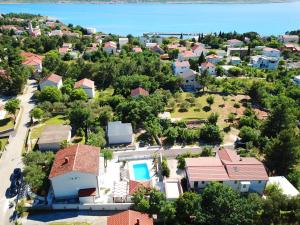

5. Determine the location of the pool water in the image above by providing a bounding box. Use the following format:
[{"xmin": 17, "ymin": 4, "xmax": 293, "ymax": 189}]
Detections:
[{"xmin": 133, "ymin": 163, "xmax": 150, "ymax": 181}]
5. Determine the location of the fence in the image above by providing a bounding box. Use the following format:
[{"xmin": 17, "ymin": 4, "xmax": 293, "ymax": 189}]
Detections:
[{"xmin": 51, "ymin": 203, "xmax": 132, "ymax": 211}]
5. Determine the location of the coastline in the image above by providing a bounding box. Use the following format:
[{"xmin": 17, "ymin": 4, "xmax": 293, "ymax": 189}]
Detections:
[{"xmin": 0, "ymin": 0, "xmax": 297, "ymax": 5}]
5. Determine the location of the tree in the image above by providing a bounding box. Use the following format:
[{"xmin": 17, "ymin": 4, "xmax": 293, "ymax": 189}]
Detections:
[
  {"xmin": 160, "ymin": 201, "xmax": 176, "ymax": 225},
  {"xmin": 208, "ymin": 112, "xmax": 219, "ymax": 125},
  {"xmin": 39, "ymin": 86, "xmax": 62, "ymax": 103},
  {"xmin": 161, "ymin": 159, "xmax": 170, "ymax": 178},
  {"xmin": 30, "ymin": 107, "xmax": 44, "ymax": 121},
  {"xmin": 164, "ymin": 127, "xmax": 178, "ymax": 144},
  {"xmin": 87, "ymin": 129, "xmax": 107, "ymax": 148},
  {"xmin": 239, "ymin": 126, "xmax": 260, "ymax": 144},
  {"xmin": 149, "ymin": 189, "xmax": 166, "ymax": 215},
  {"xmin": 198, "ymin": 52, "xmax": 206, "ymax": 64},
  {"xmin": 201, "ymin": 146, "xmax": 214, "ymax": 156},
  {"xmin": 101, "ymin": 148, "xmax": 113, "ymax": 168},
  {"xmin": 70, "ymin": 88, "xmax": 88, "ymax": 101},
  {"xmin": 68, "ymin": 106, "xmax": 91, "ymax": 130},
  {"xmin": 5, "ymin": 98, "xmax": 20, "ymax": 119},
  {"xmin": 175, "ymin": 192, "xmax": 204, "ymax": 225},
  {"xmin": 206, "ymin": 95, "xmax": 214, "ymax": 107},
  {"xmin": 197, "ymin": 69, "xmax": 211, "ymax": 93},
  {"xmin": 200, "ymin": 124, "xmax": 223, "ymax": 144},
  {"xmin": 265, "ymin": 128, "xmax": 300, "ymax": 175}
]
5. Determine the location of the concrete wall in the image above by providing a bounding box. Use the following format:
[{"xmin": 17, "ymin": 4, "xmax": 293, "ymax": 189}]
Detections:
[
  {"xmin": 82, "ymin": 86, "xmax": 95, "ymax": 99},
  {"xmin": 51, "ymin": 171, "xmax": 98, "ymax": 199},
  {"xmin": 52, "ymin": 203, "xmax": 132, "ymax": 210}
]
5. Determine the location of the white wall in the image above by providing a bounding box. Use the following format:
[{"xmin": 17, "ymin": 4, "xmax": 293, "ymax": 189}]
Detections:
[
  {"xmin": 81, "ymin": 86, "xmax": 95, "ymax": 98},
  {"xmin": 51, "ymin": 171, "xmax": 99, "ymax": 199},
  {"xmin": 39, "ymin": 80, "xmax": 61, "ymax": 90},
  {"xmin": 52, "ymin": 203, "xmax": 132, "ymax": 210}
]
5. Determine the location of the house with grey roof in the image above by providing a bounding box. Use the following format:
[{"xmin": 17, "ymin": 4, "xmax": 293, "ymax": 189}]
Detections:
[
  {"xmin": 107, "ymin": 121, "xmax": 133, "ymax": 145},
  {"xmin": 38, "ymin": 124, "xmax": 71, "ymax": 151}
]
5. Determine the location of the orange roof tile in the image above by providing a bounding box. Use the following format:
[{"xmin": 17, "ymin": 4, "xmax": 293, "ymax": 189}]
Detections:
[
  {"xmin": 49, "ymin": 144, "xmax": 100, "ymax": 178},
  {"xmin": 40, "ymin": 73, "xmax": 62, "ymax": 84},
  {"xmin": 108, "ymin": 210, "xmax": 153, "ymax": 225},
  {"xmin": 129, "ymin": 180, "xmax": 151, "ymax": 195},
  {"xmin": 74, "ymin": 78, "xmax": 94, "ymax": 89},
  {"xmin": 131, "ymin": 87, "xmax": 149, "ymax": 97}
]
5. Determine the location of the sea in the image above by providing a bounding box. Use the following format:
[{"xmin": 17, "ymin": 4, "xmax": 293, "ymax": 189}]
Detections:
[{"xmin": 0, "ymin": 1, "xmax": 300, "ymax": 36}]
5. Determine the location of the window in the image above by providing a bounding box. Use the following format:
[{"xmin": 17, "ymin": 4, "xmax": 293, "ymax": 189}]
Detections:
[
  {"xmin": 194, "ymin": 181, "xmax": 198, "ymax": 188},
  {"xmin": 258, "ymin": 180, "xmax": 262, "ymax": 184},
  {"xmin": 243, "ymin": 184, "xmax": 246, "ymax": 188},
  {"xmin": 234, "ymin": 181, "xmax": 238, "ymax": 184},
  {"xmin": 219, "ymin": 181, "xmax": 223, "ymax": 184},
  {"xmin": 201, "ymin": 181, "xmax": 205, "ymax": 184}
]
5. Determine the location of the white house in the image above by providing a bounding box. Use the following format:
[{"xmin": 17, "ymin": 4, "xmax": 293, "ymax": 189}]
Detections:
[
  {"xmin": 201, "ymin": 62, "xmax": 216, "ymax": 75},
  {"xmin": 279, "ymin": 35, "xmax": 299, "ymax": 43},
  {"xmin": 86, "ymin": 27, "xmax": 96, "ymax": 35},
  {"xmin": 262, "ymin": 47, "xmax": 281, "ymax": 58},
  {"xmin": 229, "ymin": 56, "xmax": 241, "ymax": 65},
  {"xmin": 185, "ymin": 149, "xmax": 268, "ymax": 194},
  {"xmin": 178, "ymin": 69, "xmax": 200, "ymax": 91},
  {"xmin": 119, "ymin": 37, "xmax": 129, "ymax": 48},
  {"xmin": 227, "ymin": 39, "xmax": 244, "ymax": 47},
  {"xmin": 38, "ymin": 125, "xmax": 71, "ymax": 151},
  {"xmin": 178, "ymin": 51, "xmax": 198, "ymax": 61},
  {"xmin": 21, "ymin": 51, "xmax": 43, "ymax": 73},
  {"xmin": 107, "ymin": 121, "xmax": 133, "ymax": 145},
  {"xmin": 48, "ymin": 29, "xmax": 63, "ymax": 37},
  {"xmin": 250, "ymin": 55, "xmax": 279, "ymax": 70},
  {"xmin": 206, "ymin": 54, "xmax": 222, "ymax": 64},
  {"xmin": 103, "ymin": 41, "xmax": 117, "ymax": 54},
  {"xmin": 293, "ymin": 75, "xmax": 300, "ymax": 85},
  {"xmin": 172, "ymin": 60, "xmax": 190, "ymax": 75},
  {"xmin": 74, "ymin": 78, "xmax": 95, "ymax": 98},
  {"xmin": 49, "ymin": 144, "xmax": 100, "ymax": 200},
  {"xmin": 39, "ymin": 73, "xmax": 63, "ymax": 90},
  {"xmin": 191, "ymin": 43, "xmax": 207, "ymax": 56}
]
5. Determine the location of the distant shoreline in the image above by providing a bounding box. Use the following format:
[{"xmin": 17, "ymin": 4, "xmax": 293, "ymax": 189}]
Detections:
[{"xmin": 0, "ymin": 0, "xmax": 297, "ymax": 5}]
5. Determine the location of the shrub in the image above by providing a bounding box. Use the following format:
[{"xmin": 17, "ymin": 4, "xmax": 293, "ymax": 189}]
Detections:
[{"xmin": 161, "ymin": 159, "xmax": 170, "ymax": 178}]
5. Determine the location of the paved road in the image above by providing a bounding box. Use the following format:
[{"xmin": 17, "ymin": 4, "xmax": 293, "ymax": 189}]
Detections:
[{"xmin": 0, "ymin": 80, "xmax": 36, "ymax": 225}]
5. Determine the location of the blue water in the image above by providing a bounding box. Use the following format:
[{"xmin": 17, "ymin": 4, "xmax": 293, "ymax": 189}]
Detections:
[
  {"xmin": 0, "ymin": 2, "xmax": 300, "ymax": 35},
  {"xmin": 133, "ymin": 163, "xmax": 150, "ymax": 181}
]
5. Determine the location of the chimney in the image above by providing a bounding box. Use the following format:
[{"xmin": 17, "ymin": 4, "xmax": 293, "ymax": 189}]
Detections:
[{"xmin": 64, "ymin": 157, "xmax": 69, "ymax": 164}]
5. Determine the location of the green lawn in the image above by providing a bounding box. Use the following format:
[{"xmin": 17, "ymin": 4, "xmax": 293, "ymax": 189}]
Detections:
[
  {"xmin": 30, "ymin": 115, "xmax": 69, "ymax": 140},
  {"xmin": 0, "ymin": 117, "xmax": 14, "ymax": 132},
  {"xmin": 0, "ymin": 138, "xmax": 8, "ymax": 151}
]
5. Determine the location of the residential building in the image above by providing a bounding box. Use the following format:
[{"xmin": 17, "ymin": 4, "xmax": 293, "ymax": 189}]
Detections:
[
  {"xmin": 59, "ymin": 47, "xmax": 70, "ymax": 56},
  {"xmin": 49, "ymin": 144, "xmax": 100, "ymax": 199},
  {"xmin": 191, "ymin": 43, "xmax": 207, "ymax": 56},
  {"xmin": 250, "ymin": 55, "xmax": 279, "ymax": 70},
  {"xmin": 262, "ymin": 47, "xmax": 281, "ymax": 58},
  {"xmin": 215, "ymin": 49, "xmax": 226, "ymax": 58},
  {"xmin": 227, "ymin": 39, "xmax": 244, "ymax": 47},
  {"xmin": 131, "ymin": 87, "xmax": 149, "ymax": 98},
  {"xmin": 279, "ymin": 35, "xmax": 299, "ymax": 43},
  {"xmin": 86, "ymin": 27, "xmax": 96, "ymax": 34},
  {"xmin": 139, "ymin": 36, "xmax": 162, "ymax": 46},
  {"xmin": 39, "ymin": 73, "xmax": 63, "ymax": 90},
  {"xmin": 227, "ymin": 47, "xmax": 249, "ymax": 57},
  {"xmin": 108, "ymin": 210, "xmax": 154, "ymax": 225},
  {"xmin": 74, "ymin": 78, "xmax": 95, "ymax": 98},
  {"xmin": 172, "ymin": 60, "xmax": 190, "ymax": 75},
  {"xmin": 132, "ymin": 47, "xmax": 142, "ymax": 53},
  {"xmin": 185, "ymin": 149, "xmax": 268, "ymax": 194},
  {"xmin": 206, "ymin": 54, "xmax": 222, "ymax": 64},
  {"xmin": 178, "ymin": 50, "xmax": 198, "ymax": 61},
  {"xmin": 294, "ymin": 75, "xmax": 300, "ymax": 85},
  {"xmin": 201, "ymin": 62, "xmax": 216, "ymax": 75},
  {"xmin": 119, "ymin": 37, "xmax": 129, "ymax": 48},
  {"xmin": 267, "ymin": 176, "xmax": 299, "ymax": 197},
  {"xmin": 229, "ymin": 56, "xmax": 241, "ymax": 65},
  {"xmin": 103, "ymin": 41, "xmax": 117, "ymax": 54},
  {"xmin": 107, "ymin": 121, "xmax": 133, "ymax": 145},
  {"xmin": 38, "ymin": 125, "xmax": 71, "ymax": 151},
  {"xmin": 178, "ymin": 69, "xmax": 200, "ymax": 91},
  {"xmin": 48, "ymin": 29, "xmax": 63, "ymax": 37},
  {"xmin": 20, "ymin": 51, "xmax": 43, "ymax": 73},
  {"xmin": 150, "ymin": 45, "xmax": 165, "ymax": 55}
]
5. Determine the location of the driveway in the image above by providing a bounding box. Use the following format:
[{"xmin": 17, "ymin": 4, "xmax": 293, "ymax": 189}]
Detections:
[{"xmin": 0, "ymin": 80, "xmax": 37, "ymax": 225}]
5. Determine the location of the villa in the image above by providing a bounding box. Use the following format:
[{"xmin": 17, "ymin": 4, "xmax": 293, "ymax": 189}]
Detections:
[
  {"xmin": 107, "ymin": 121, "xmax": 133, "ymax": 145},
  {"xmin": 172, "ymin": 60, "xmax": 190, "ymax": 75},
  {"xmin": 250, "ymin": 55, "xmax": 279, "ymax": 70},
  {"xmin": 103, "ymin": 41, "xmax": 117, "ymax": 54},
  {"xmin": 200, "ymin": 62, "xmax": 216, "ymax": 75},
  {"xmin": 74, "ymin": 78, "xmax": 95, "ymax": 98},
  {"xmin": 279, "ymin": 34, "xmax": 299, "ymax": 43},
  {"xmin": 49, "ymin": 144, "xmax": 100, "ymax": 200},
  {"xmin": 184, "ymin": 149, "xmax": 268, "ymax": 194},
  {"xmin": 227, "ymin": 47, "xmax": 248, "ymax": 57},
  {"xmin": 262, "ymin": 47, "xmax": 281, "ymax": 58},
  {"xmin": 119, "ymin": 37, "xmax": 129, "ymax": 48},
  {"xmin": 192, "ymin": 43, "xmax": 207, "ymax": 56},
  {"xmin": 39, "ymin": 73, "xmax": 63, "ymax": 90},
  {"xmin": 227, "ymin": 39, "xmax": 244, "ymax": 47},
  {"xmin": 21, "ymin": 51, "xmax": 43, "ymax": 73},
  {"xmin": 37, "ymin": 125, "xmax": 71, "ymax": 151},
  {"xmin": 206, "ymin": 54, "xmax": 222, "ymax": 64},
  {"xmin": 178, "ymin": 69, "xmax": 200, "ymax": 91},
  {"xmin": 131, "ymin": 87, "xmax": 149, "ymax": 98}
]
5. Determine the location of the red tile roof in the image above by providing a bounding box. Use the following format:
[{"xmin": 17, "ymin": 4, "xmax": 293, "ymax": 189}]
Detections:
[
  {"xmin": 104, "ymin": 41, "xmax": 117, "ymax": 49},
  {"xmin": 78, "ymin": 188, "xmax": 97, "ymax": 197},
  {"xmin": 201, "ymin": 62, "xmax": 215, "ymax": 68},
  {"xmin": 74, "ymin": 78, "xmax": 94, "ymax": 89},
  {"xmin": 132, "ymin": 47, "xmax": 142, "ymax": 53},
  {"xmin": 185, "ymin": 158, "xmax": 229, "ymax": 181},
  {"xmin": 228, "ymin": 39, "xmax": 243, "ymax": 44},
  {"xmin": 40, "ymin": 73, "xmax": 62, "ymax": 84},
  {"xmin": 108, "ymin": 210, "xmax": 153, "ymax": 225},
  {"xmin": 129, "ymin": 180, "xmax": 151, "ymax": 195},
  {"xmin": 131, "ymin": 87, "xmax": 149, "ymax": 97},
  {"xmin": 174, "ymin": 60, "xmax": 190, "ymax": 67},
  {"xmin": 218, "ymin": 149, "xmax": 268, "ymax": 181},
  {"xmin": 49, "ymin": 144, "xmax": 100, "ymax": 178},
  {"xmin": 21, "ymin": 51, "xmax": 43, "ymax": 66}
]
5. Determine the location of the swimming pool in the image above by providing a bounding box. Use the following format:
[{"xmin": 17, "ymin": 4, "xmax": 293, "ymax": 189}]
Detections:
[{"xmin": 133, "ymin": 163, "xmax": 150, "ymax": 181}]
